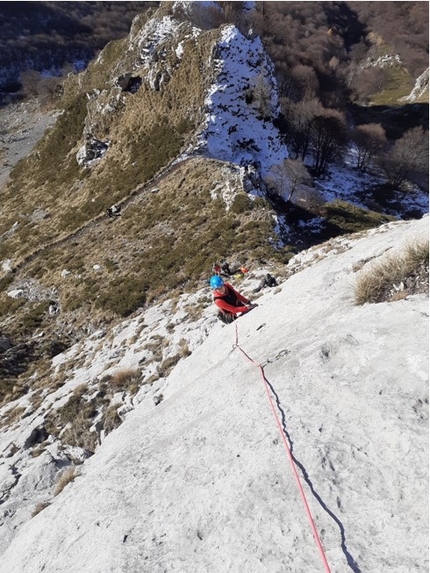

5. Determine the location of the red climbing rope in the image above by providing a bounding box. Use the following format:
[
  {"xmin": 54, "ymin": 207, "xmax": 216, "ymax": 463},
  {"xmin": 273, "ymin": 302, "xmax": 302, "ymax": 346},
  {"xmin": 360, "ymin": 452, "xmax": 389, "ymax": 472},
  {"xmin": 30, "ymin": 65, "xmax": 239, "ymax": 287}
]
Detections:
[{"xmin": 233, "ymin": 323, "xmax": 331, "ymax": 573}]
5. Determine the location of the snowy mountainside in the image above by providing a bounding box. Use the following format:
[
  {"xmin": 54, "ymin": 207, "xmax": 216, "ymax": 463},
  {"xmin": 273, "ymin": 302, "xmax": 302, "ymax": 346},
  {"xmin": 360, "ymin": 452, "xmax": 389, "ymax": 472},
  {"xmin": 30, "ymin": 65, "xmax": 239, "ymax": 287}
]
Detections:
[
  {"xmin": 195, "ymin": 24, "xmax": 287, "ymax": 176},
  {"xmin": 0, "ymin": 216, "xmax": 428, "ymax": 572}
]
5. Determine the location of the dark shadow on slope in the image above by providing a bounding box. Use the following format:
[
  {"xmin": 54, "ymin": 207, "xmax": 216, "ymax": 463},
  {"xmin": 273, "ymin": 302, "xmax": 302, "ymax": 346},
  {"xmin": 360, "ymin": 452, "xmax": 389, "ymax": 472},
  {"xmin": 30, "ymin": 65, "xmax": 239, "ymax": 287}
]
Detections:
[
  {"xmin": 264, "ymin": 375, "xmax": 362, "ymax": 573},
  {"xmin": 348, "ymin": 103, "xmax": 429, "ymax": 141},
  {"xmin": 270, "ymin": 191, "xmax": 405, "ymax": 254},
  {"xmin": 269, "ymin": 194, "xmax": 351, "ymax": 249},
  {"xmin": 354, "ymin": 184, "xmax": 428, "ymax": 220}
]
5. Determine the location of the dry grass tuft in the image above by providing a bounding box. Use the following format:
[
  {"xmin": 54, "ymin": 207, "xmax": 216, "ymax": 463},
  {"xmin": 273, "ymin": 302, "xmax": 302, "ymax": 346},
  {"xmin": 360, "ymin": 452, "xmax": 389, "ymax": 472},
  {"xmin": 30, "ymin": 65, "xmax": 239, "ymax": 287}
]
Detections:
[
  {"xmin": 107, "ymin": 368, "xmax": 141, "ymax": 391},
  {"xmin": 45, "ymin": 384, "xmax": 98, "ymax": 452},
  {"xmin": 178, "ymin": 338, "xmax": 191, "ymax": 358},
  {"xmin": 157, "ymin": 354, "xmax": 181, "ymax": 378},
  {"xmin": 0, "ymin": 406, "xmax": 26, "ymax": 429},
  {"xmin": 54, "ymin": 467, "xmax": 76, "ymax": 496},
  {"xmin": 31, "ymin": 501, "xmax": 51, "ymax": 517},
  {"xmin": 355, "ymin": 239, "xmax": 429, "ymax": 305},
  {"xmin": 101, "ymin": 404, "xmax": 123, "ymax": 436}
]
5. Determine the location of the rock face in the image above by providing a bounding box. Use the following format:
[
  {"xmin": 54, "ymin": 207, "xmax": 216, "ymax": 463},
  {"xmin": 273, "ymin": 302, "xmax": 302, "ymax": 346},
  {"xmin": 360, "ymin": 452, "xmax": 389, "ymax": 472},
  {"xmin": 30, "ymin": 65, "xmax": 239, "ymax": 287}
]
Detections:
[
  {"xmin": 76, "ymin": 135, "xmax": 110, "ymax": 168},
  {"xmin": 0, "ymin": 216, "xmax": 428, "ymax": 573},
  {"xmin": 404, "ymin": 67, "xmax": 429, "ymax": 102}
]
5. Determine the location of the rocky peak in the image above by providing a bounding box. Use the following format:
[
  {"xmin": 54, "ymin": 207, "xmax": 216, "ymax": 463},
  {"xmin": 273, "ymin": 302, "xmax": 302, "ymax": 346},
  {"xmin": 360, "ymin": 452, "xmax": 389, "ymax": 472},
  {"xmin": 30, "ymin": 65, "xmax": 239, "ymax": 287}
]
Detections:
[{"xmin": 73, "ymin": 2, "xmax": 287, "ymax": 183}]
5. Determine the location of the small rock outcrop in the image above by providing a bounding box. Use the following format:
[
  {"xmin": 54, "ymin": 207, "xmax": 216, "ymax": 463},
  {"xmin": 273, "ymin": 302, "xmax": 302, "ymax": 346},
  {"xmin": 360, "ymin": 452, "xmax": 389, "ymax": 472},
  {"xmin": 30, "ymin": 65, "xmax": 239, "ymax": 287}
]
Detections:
[{"xmin": 404, "ymin": 67, "xmax": 429, "ymax": 102}]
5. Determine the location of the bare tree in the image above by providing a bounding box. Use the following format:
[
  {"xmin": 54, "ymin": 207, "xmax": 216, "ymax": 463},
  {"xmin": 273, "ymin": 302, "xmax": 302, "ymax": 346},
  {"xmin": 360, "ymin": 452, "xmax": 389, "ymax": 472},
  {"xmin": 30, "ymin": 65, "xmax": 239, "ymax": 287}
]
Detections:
[
  {"xmin": 37, "ymin": 76, "xmax": 62, "ymax": 109},
  {"xmin": 352, "ymin": 123, "xmax": 387, "ymax": 172},
  {"xmin": 378, "ymin": 126, "xmax": 429, "ymax": 188},
  {"xmin": 284, "ymin": 158, "xmax": 313, "ymax": 201},
  {"xmin": 281, "ymin": 64, "xmax": 319, "ymax": 102},
  {"xmin": 280, "ymin": 97, "xmax": 323, "ymax": 160},
  {"xmin": 19, "ymin": 69, "xmax": 42, "ymax": 98},
  {"xmin": 264, "ymin": 158, "xmax": 312, "ymax": 202},
  {"xmin": 349, "ymin": 66, "xmax": 388, "ymax": 104},
  {"xmin": 252, "ymin": 72, "xmax": 272, "ymax": 120},
  {"xmin": 310, "ymin": 109, "xmax": 347, "ymax": 176},
  {"xmin": 264, "ymin": 160, "xmax": 290, "ymax": 201}
]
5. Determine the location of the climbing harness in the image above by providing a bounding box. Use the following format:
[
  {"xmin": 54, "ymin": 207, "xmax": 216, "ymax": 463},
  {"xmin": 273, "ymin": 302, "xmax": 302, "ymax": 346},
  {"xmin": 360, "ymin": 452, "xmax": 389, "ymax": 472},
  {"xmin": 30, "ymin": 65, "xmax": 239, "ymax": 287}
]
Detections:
[{"xmin": 232, "ymin": 322, "xmax": 332, "ymax": 573}]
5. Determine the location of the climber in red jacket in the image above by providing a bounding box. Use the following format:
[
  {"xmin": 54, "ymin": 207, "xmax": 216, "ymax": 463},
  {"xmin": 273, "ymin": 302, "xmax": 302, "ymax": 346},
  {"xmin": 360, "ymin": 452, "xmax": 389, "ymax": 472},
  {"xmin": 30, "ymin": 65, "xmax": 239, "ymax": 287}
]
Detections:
[{"xmin": 209, "ymin": 275, "xmax": 257, "ymax": 324}]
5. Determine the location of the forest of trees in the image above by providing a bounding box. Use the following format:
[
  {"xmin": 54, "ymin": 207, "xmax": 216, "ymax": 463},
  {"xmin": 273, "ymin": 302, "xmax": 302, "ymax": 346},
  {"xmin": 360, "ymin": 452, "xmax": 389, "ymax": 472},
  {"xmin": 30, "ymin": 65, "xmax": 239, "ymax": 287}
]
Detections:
[
  {"xmin": 1, "ymin": 2, "xmax": 427, "ymax": 105},
  {"xmin": 218, "ymin": 2, "xmax": 428, "ymax": 103},
  {"xmin": 0, "ymin": 2, "xmax": 158, "ymax": 95}
]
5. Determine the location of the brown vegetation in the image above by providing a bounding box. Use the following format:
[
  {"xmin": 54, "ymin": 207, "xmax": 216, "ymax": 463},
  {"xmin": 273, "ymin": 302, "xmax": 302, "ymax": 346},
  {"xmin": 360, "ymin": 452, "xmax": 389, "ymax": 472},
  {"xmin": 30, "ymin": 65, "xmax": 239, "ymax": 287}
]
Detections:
[
  {"xmin": 352, "ymin": 123, "xmax": 387, "ymax": 172},
  {"xmin": 355, "ymin": 240, "xmax": 429, "ymax": 305},
  {"xmin": 377, "ymin": 127, "xmax": 429, "ymax": 188},
  {"xmin": 54, "ymin": 467, "xmax": 76, "ymax": 496}
]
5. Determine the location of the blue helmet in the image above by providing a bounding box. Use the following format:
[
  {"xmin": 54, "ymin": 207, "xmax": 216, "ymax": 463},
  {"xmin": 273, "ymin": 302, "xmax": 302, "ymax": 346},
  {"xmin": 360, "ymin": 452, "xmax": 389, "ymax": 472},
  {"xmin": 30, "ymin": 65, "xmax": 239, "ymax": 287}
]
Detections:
[{"xmin": 210, "ymin": 275, "xmax": 224, "ymax": 289}]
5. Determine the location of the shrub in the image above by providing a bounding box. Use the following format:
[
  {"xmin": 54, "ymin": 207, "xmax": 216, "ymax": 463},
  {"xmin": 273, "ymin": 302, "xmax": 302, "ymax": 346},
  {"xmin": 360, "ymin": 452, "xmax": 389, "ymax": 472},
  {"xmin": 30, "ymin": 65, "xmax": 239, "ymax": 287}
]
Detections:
[
  {"xmin": 107, "ymin": 368, "xmax": 141, "ymax": 391},
  {"xmin": 95, "ymin": 276, "xmax": 146, "ymax": 317},
  {"xmin": 355, "ymin": 240, "xmax": 429, "ymax": 305},
  {"xmin": 101, "ymin": 405, "xmax": 122, "ymax": 435},
  {"xmin": 54, "ymin": 467, "xmax": 76, "ymax": 496},
  {"xmin": 321, "ymin": 200, "xmax": 395, "ymax": 234}
]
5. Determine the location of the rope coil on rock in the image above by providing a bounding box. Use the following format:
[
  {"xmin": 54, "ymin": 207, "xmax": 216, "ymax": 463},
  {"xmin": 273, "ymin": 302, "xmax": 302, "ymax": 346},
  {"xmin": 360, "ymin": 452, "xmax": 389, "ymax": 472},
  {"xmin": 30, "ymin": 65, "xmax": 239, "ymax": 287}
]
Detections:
[{"xmin": 232, "ymin": 322, "xmax": 331, "ymax": 573}]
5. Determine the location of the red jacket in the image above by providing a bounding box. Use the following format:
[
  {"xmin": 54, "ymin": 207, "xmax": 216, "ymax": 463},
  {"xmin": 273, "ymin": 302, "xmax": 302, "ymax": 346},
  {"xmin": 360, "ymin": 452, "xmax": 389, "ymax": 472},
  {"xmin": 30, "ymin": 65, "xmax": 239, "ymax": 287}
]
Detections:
[{"xmin": 213, "ymin": 283, "xmax": 251, "ymax": 315}]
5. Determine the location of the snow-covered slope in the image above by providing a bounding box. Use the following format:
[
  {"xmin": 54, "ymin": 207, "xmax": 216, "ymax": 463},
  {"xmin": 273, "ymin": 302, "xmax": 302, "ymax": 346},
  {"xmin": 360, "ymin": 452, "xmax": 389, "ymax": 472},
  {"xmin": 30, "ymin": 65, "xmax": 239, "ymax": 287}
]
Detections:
[
  {"xmin": 1, "ymin": 216, "xmax": 428, "ymax": 573},
  {"xmin": 195, "ymin": 24, "xmax": 287, "ymax": 175}
]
